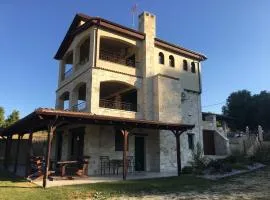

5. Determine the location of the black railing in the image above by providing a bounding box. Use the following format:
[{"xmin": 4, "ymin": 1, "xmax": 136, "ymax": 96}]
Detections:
[
  {"xmin": 65, "ymin": 102, "xmax": 86, "ymax": 112},
  {"xmin": 99, "ymin": 50, "xmax": 136, "ymax": 67},
  {"xmin": 99, "ymin": 99, "xmax": 137, "ymax": 112}
]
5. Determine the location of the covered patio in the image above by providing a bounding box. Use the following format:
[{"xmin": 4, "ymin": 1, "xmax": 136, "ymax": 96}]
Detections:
[{"xmin": 0, "ymin": 108, "xmax": 194, "ymax": 188}]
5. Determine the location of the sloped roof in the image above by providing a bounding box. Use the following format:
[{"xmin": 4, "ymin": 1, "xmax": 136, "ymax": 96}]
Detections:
[
  {"xmin": 54, "ymin": 13, "xmax": 207, "ymax": 61},
  {"xmin": 0, "ymin": 108, "xmax": 195, "ymax": 136}
]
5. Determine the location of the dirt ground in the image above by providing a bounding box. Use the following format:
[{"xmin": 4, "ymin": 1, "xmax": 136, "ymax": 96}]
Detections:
[{"xmin": 113, "ymin": 167, "xmax": 270, "ymax": 200}]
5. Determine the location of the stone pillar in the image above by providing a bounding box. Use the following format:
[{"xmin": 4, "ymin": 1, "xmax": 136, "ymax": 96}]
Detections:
[
  {"xmin": 58, "ymin": 60, "xmax": 65, "ymax": 85},
  {"xmin": 138, "ymin": 12, "xmax": 156, "ymax": 120},
  {"xmin": 69, "ymin": 90, "xmax": 77, "ymax": 111}
]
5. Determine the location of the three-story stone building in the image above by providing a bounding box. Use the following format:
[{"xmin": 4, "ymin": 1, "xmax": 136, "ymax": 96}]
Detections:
[{"xmin": 52, "ymin": 12, "xmax": 207, "ymax": 175}]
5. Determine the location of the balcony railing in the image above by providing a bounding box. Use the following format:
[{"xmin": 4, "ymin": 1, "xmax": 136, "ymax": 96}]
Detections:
[
  {"xmin": 99, "ymin": 99, "xmax": 137, "ymax": 112},
  {"xmin": 64, "ymin": 68, "xmax": 73, "ymax": 80},
  {"xmin": 65, "ymin": 102, "xmax": 86, "ymax": 112},
  {"xmin": 99, "ymin": 50, "xmax": 136, "ymax": 67}
]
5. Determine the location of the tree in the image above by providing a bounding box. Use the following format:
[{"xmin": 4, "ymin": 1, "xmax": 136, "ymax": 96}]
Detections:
[
  {"xmin": 222, "ymin": 90, "xmax": 270, "ymax": 131},
  {"xmin": 222, "ymin": 90, "xmax": 253, "ymax": 130},
  {"xmin": 4, "ymin": 110, "xmax": 20, "ymax": 128},
  {"xmin": 0, "ymin": 107, "xmax": 4, "ymax": 128}
]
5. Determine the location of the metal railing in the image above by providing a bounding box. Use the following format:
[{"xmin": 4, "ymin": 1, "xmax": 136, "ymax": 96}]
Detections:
[
  {"xmin": 99, "ymin": 99, "xmax": 137, "ymax": 112},
  {"xmin": 99, "ymin": 49, "xmax": 136, "ymax": 67},
  {"xmin": 65, "ymin": 102, "xmax": 86, "ymax": 112},
  {"xmin": 64, "ymin": 68, "xmax": 73, "ymax": 80}
]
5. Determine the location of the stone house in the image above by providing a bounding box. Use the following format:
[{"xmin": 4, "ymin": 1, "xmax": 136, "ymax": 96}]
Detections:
[
  {"xmin": 0, "ymin": 12, "xmax": 234, "ymax": 187},
  {"xmin": 51, "ymin": 11, "xmax": 210, "ymax": 176}
]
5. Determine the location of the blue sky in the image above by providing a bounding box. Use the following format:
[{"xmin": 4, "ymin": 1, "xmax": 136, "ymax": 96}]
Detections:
[{"xmin": 0, "ymin": 0, "xmax": 269, "ymax": 118}]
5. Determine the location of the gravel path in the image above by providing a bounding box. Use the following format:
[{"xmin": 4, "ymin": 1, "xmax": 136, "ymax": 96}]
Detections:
[{"xmin": 111, "ymin": 166, "xmax": 270, "ymax": 200}]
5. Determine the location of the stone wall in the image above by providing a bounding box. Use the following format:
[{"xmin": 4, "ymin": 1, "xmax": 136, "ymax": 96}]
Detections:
[
  {"xmin": 159, "ymin": 91, "xmax": 203, "ymax": 171},
  {"xmin": 53, "ymin": 125, "xmax": 160, "ymax": 175}
]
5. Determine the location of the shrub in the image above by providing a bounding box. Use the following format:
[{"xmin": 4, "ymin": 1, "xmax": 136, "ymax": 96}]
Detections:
[
  {"xmin": 189, "ymin": 143, "xmax": 208, "ymax": 174},
  {"xmin": 230, "ymin": 163, "xmax": 248, "ymax": 170},
  {"xmin": 181, "ymin": 166, "xmax": 193, "ymax": 174},
  {"xmin": 207, "ymin": 160, "xmax": 232, "ymax": 173},
  {"xmin": 251, "ymin": 144, "xmax": 270, "ymax": 164},
  {"xmin": 223, "ymin": 150, "xmax": 250, "ymax": 165}
]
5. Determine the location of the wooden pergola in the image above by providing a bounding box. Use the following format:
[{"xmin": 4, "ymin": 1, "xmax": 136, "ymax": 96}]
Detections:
[{"xmin": 0, "ymin": 108, "xmax": 194, "ymax": 188}]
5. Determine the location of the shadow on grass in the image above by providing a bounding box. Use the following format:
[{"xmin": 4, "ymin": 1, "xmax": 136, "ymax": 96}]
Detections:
[
  {"xmin": 61, "ymin": 175, "xmax": 215, "ymax": 197},
  {"xmin": 0, "ymin": 169, "xmax": 39, "ymax": 189}
]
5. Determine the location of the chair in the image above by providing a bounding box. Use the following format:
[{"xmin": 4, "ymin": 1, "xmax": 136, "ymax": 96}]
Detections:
[
  {"xmin": 127, "ymin": 156, "xmax": 135, "ymax": 173},
  {"xmin": 100, "ymin": 156, "xmax": 110, "ymax": 175},
  {"xmin": 76, "ymin": 156, "xmax": 90, "ymax": 176}
]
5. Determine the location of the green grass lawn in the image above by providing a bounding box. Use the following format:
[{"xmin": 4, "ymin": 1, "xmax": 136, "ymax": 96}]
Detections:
[{"xmin": 0, "ymin": 170, "xmax": 213, "ymax": 200}]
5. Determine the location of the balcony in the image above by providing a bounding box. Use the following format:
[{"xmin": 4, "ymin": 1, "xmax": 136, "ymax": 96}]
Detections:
[
  {"xmin": 99, "ymin": 50, "xmax": 136, "ymax": 68},
  {"xmin": 99, "ymin": 99, "xmax": 137, "ymax": 112},
  {"xmin": 64, "ymin": 68, "xmax": 73, "ymax": 80},
  {"xmin": 71, "ymin": 102, "xmax": 87, "ymax": 112}
]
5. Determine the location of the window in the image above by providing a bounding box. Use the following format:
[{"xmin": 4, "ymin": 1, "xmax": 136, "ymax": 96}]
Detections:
[
  {"xmin": 169, "ymin": 55, "xmax": 175, "ymax": 67},
  {"xmin": 188, "ymin": 134, "xmax": 194, "ymax": 150},
  {"xmin": 191, "ymin": 62, "xmax": 196, "ymax": 73},
  {"xmin": 183, "ymin": 60, "xmax": 188, "ymax": 71},
  {"xmin": 115, "ymin": 129, "xmax": 129, "ymax": 151},
  {"xmin": 158, "ymin": 52, "xmax": 164, "ymax": 64}
]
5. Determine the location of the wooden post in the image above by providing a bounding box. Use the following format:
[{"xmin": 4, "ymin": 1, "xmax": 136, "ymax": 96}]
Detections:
[
  {"xmin": 4, "ymin": 137, "xmax": 8, "ymax": 169},
  {"xmin": 14, "ymin": 134, "xmax": 23, "ymax": 173},
  {"xmin": 43, "ymin": 125, "xmax": 55, "ymax": 188},
  {"xmin": 4, "ymin": 135, "xmax": 12, "ymax": 170},
  {"xmin": 121, "ymin": 129, "xmax": 129, "ymax": 180},
  {"xmin": 25, "ymin": 132, "xmax": 33, "ymax": 177},
  {"xmin": 172, "ymin": 130, "xmax": 185, "ymax": 176}
]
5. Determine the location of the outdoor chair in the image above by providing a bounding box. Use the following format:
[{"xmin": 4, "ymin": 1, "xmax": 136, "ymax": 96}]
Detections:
[
  {"xmin": 127, "ymin": 156, "xmax": 135, "ymax": 173},
  {"xmin": 65, "ymin": 156, "xmax": 90, "ymax": 177},
  {"xmin": 100, "ymin": 156, "xmax": 110, "ymax": 175}
]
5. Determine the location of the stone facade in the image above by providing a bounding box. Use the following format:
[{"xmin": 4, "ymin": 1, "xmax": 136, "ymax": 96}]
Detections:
[{"xmin": 53, "ymin": 11, "xmax": 208, "ymax": 175}]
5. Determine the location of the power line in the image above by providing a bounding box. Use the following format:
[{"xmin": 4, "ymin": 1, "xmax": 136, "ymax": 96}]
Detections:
[{"xmin": 202, "ymin": 101, "xmax": 226, "ymax": 108}]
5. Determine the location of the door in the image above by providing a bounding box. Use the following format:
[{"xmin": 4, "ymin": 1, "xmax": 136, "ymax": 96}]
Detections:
[
  {"xmin": 135, "ymin": 137, "xmax": 145, "ymax": 171},
  {"xmin": 203, "ymin": 130, "xmax": 216, "ymax": 155},
  {"xmin": 70, "ymin": 128, "xmax": 85, "ymax": 160}
]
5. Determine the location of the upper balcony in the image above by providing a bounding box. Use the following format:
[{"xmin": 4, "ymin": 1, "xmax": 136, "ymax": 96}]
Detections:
[
  {"xmin": 57, "ymin": 83, "xmax": 88, "ymax": 112},
  {"xmin": 97, "ymin": 37, "xmax": 140, "ymax": 76},
  {"xmin": 60, "ymin": 37, "xmax": 90, "ymax": 83},
  {"xmin": 99, "ymin": 81, "xmax": 138, "ymax": 113}
]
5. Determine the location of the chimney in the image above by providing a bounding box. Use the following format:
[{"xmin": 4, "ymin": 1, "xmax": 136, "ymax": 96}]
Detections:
[{"xmin": 138, "ymin": 12, "xmax": 156, "ymax": 38}]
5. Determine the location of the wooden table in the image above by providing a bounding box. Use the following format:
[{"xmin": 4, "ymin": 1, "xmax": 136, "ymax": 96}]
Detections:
[{"xmin": 57, "ymin": 160, "xmax": 78, "ymax": 177}]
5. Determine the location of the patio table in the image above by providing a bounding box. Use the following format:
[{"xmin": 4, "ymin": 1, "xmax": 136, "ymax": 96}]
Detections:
[{"xmin": 57, "ymin": 160, "xmax": 78, "ymax": 177}]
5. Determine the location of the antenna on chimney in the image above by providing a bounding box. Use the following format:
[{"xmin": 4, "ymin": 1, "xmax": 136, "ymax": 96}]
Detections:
[{"xmin": 131, "ymin": 3, "xmax": 138, "ymax": 28}]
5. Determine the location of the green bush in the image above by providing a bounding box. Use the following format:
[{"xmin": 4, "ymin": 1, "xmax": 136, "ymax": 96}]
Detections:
[
  {"xmin": 223, "ymin": 150, "xmax": 250, "ymax": 165},
  {"xmin": 181, "ymin": 166, "xmax": 193, "ymax": 174},
  {"xmin": 230, "ymin": 163, "xmax": 248, "ymax": 170},
  {"xmin": 251, "ymin": 144, "xmax": 270, "ymax": 164},
  {"xmin": 207, "ymin": 159, "xmax": 232, "ymax": 173},
  {"xmin": 189, "ymin": 143, "xmax": 208, "ymax": 174}
]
